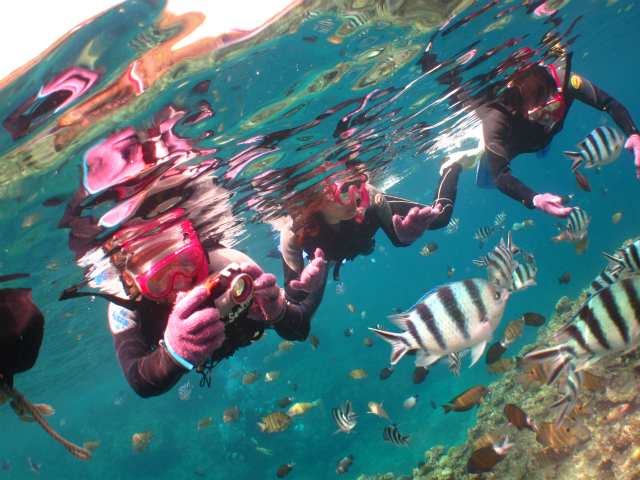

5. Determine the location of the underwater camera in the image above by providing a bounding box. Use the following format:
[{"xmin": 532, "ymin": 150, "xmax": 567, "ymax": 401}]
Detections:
[{"xmin": 201, "ymin": 263, "xmax": 253, "ymax": 322}]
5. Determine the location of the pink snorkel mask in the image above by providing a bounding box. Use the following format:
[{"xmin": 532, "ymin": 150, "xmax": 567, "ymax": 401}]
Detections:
[
  {"xmin": 332, "ymin": 175, "xmax": 370, "ymax": 224},
  {"xmin": 525, "ymin": 64, "xmax": 565, "ymax": 133}
]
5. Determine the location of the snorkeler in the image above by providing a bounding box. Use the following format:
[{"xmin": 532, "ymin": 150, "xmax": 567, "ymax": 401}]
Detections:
[
  {"xmin": 279, "ymin": 164, "xmax": 460, "ymax": 303},
  {"xmin": 62, "ymin": 214, "xmax": 319, "ymax": 399},
  {"xmin": 441, "ymin": 53, "xmax": 640, "ymax": 218}
]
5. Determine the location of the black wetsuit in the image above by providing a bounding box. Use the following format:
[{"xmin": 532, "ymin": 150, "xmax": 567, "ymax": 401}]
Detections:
[
  {"xmin": 480, "ymin": 69, "xmax": 639, "ymax": 209},
  {"xmin": 110, "ymin": 277, "xmax": 317, "ymax": 398},
  {"xmin": 280, "ymin": 175, "xmax": 460, "ymax": 303}
]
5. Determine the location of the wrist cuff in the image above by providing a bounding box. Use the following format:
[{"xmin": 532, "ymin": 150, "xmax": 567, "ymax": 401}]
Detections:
[{"xmin": 162, "ymin": 335, "xmax": 194, "ymax": 371}]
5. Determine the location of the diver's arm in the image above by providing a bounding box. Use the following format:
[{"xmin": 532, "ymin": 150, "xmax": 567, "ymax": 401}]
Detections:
[
  {"xmin": 109, "ymin": 303, "xmax": 187, "ymax": 398},
  {"xmin": 366, "ymin": 185, "xmax": 413, "ymax": 247},
  {"xmin": 567, "ymin": 74, "xmax": 639, "ymax": 137},
  {"xmin": 428, "ymin": 163, "xmax": 462, "ymax": 230},
  {"xmin": 272, "ymin": 266, "xmax": 328, "ymax": 341},
  {"xmin": 484, "ymin": 113, "xmax": 538, "ymax": 209},
  {"xmin": 279, "ymin": 219, "xmax": 309, "ymax": 303}
]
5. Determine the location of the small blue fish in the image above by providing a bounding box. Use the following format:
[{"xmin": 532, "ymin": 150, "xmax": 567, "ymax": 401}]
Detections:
[
  {"xmin": 178, "ymin": 381, "xmax": 193, "ymax": 401},
  {"xmin": 59, "ymin": 417, "xmax": 67, "ymax": 426}
]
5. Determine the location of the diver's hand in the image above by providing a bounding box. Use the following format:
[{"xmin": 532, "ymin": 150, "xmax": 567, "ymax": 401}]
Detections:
[
  {"xmin": 533, "ymin": 193, "xmax": 572, "ymax": 219},
  {"xmin": 625, "ymin": 134, "xmax": 640, "ymax": 179},
  {"xmin": 393, "ymin": 204, "xmax": 441, "ymax": 243},
  {"xmin": 239, "ymin": 264, "xmax": 285, "ymax": 323},
  {"xmin": 164, "ymin": 286, "xmax": 225, "ymax": 368},
  {"xmin": 290, "ymin": 248, "xmax": 325, "ymax": 292}
]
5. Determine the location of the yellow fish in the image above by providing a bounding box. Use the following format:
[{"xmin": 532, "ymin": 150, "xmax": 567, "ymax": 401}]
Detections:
[
  {"xmin": 612, "ymin": 211, "xmax": 623, "ymax": 224},
  {"xmin": 348, "ymin": 369, "xmax": 368, "ymax": 380},
  {"xmin": 82, "ymin": 441, "xmax": 100, "ymax": 453},
  {"xmin": 257, "ymin": 412, "xmax": 292, "ymax": 433},
  {"xmin": 278, "ymin": 341, "xmax": 294, "ymax": 352},
  {"xmin": 243, "ymin": 371, "xmax": 260, "ymax": 385},
  {"xmin": 132, "ymin": 431, "xmax": 154, "ymax": 453},
  {"xmin": 346, "ymin": 304, "xmax": 357, "ymax": 313},
  {"xmin": 574, "ymin": 236, "xmax": 589, "ymax": 255},
  {"xmin": 287, "ymin": 399, "xmax": 321, "ymax": 417}
]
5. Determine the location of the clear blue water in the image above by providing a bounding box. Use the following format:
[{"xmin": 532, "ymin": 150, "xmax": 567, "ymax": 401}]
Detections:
[{"xmin": 1, "ymin": 0, "xmax": 639, "ymax": 478}]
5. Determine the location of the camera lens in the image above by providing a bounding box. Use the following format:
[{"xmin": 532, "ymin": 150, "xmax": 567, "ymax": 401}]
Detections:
[{"xmin": 230, "ymin": 274, "xmax": 253, "ymax": 304}]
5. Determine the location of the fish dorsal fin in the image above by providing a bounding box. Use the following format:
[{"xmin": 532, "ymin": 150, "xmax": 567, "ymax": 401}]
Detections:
[
  {"xmin": 388, "ymin": 313, "xmax": 410, "ymax": 330},
  {"xmin": 345, "ymin": 399, "xmax": 353, "ymax": 417},
  {"xmin": 409, "ymin": 282, "xmax": 457, "ymax": 309}
]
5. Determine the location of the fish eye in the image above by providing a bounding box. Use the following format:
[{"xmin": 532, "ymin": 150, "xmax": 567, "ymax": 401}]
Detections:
[{"xmin": 494, "ymin": 292, "xmax": 501, "ymax": 300}]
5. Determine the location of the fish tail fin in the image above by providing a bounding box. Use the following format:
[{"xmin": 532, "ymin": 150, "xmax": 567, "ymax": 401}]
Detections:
[
  {"xmin": 370, "ymin": 328, "xmax": 409, "ymax": 365},
  {"xmin": 563, "ymin": 151, "xmax": 584, "ymax": 172},
  {"xmin": 601, "ymin": 251, "xmax": 625, "ymax": 273},
  {"xmin": 472, "ymin": 260, "xmax": 486, "ymax": 269},
  {"xmin": 404, "ymin": 434, "xmax": 413, "ymax": 446},
  {"xmin": 312, "ymin": 399, "xmax": 323, "ymax": 408},
  {"xmin": 441, "ymin": 404, "xmax": 454, "ymax": 414},
  {"xmin": 549, "ymin": 367, "xmax": 584, "ymax": 428},
  {"xmin": 514, "ymin": 373, "xmax": 534, "ymax": 392}
]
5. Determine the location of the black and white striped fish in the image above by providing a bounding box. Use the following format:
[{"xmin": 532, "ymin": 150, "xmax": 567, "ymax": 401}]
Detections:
[
  {"xmin": 493, "ymin": 211, "xmax": 507, "ymax": 227},
  {"xmin": 524, "ymin": 277, "xmax": 640, "ymax": 426},
  {"xmin": 374, "ymin": 324, "xmax": 387, "ymax": 331},
  {"xmin": 564, "ymin": 127, "xmax": 626, "ymax": 173},
  {"xmin": 472, "ymin": 253, "xmax": 491, "ymax": 270},
  {"xmin": 602, "ymin": 239, "xmax": 640, "ymax": 275},
  {"xmin": 447, "ymin": 352, "xmax": 461, "ymax": 381},
  {"xmin": 370, "ymin": 279, "xmax": 509, "ymax": 369},
  {"xmin": 444, "ymin": 217, "xmax": 459, "ymax": 235},
  {"xmin": 474, "ymin": 227, "xmax": 496, "ymax": 249},
  {"xmin": 519, "ymin": 250, "xmax": 536, "ymax": 266},
  {"xmin": 486, "ymin": 232, "xmax": 517, "ymax": 290},
  {"xmin": 178, "ymin": 380, "xmax": 193, "ymax": 400},
  {"xmin": 332, "ymin": 399, "xmax": 358, "ymax": 434},
  {"xmin": 314, "ymin": 19, "xmax": 334, "ymax": 33},
  {"xmin": 566, "ymin": 208, "xmax": 591, "ymax": 237},
  {"xmin": 510, "ymin": 262, "xmax": 537, "ymax": 293},
  {"xmin": 382, "ymin": 425, "xmax": 412, "ymax": 447},
  {"xmin": 588, "ymin": 269, "xmax": 621, "ymax": 297},
  {"xmin": 343, "ymin": 10, "xmax": 369, "ymax": 28}
]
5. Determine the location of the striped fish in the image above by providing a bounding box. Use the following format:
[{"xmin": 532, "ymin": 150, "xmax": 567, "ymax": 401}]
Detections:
[
  {"xmin": 332, "ymin": 399, "xmax": 358, "ymax": 434},
  {"xmin": 602, "ymin": 238, "xmax": 640, "ymax": 275},
  {"xmin": 374, "ymin": 324, "xmax": 387, "ymax": 331},
  {"xmin": 178, "ymin": 380, "xmax": 193, "ymax": 401},
  {"xmin": 314, "ymin": 19, "xmax": 334, "ymax": 33},
  {"xmin": 382, "ymin": 426, "xmax": 412, "ymax": 447},
  {"xmin": 493, "ymin": 211, "xmax": 507, "ymax": 227},
  {"xmin": 472, "ymin": 253, "xmax": 491, "ymax": 270},
  {"xmin": 519, "ymin": 250, "xmax": 536, "ymax": 266},
  {"xmin": 474, "ymin": 227, "xmax": 496, "ymax": 249},
  {"xmin": 447, "ymin": 352, "xmax": 461, "ymax": 381},
  {"xmin": 486, "ymin": 232, "xmax": 517, "ymax": 290},
  {"xmin": 370, "ymin": 279, "xmax": 509, "ymax": 369},
  {"xmin": 566, "ymin": 208, "xmax": 590, "ymax": 237},
  {"xmin": 510, "ymin": 262, "xmax": 537, "ymax": 293},
  {"xmin": 524, "ymin": 277, "xmax": 640, "ymax": 426},
  {"xmin": 563, "ymin": 127, "xmax": 626, "ymax": 173},
  {"xmin": 343, "ymin": 10, "xmax": 369, "ymax": 28},
  {"xmin": 444, "ymin": 217, "xmax": 459, "ymax": 235},
  {"xmin": 588, "ymin": 269, "xmax": 621, "ymax": 297}
]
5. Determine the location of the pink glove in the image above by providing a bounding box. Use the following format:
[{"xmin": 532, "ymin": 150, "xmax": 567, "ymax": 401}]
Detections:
[
  {"xmin": 533, "ymin": 193, "xmax": 572, "ymax": 219},
  {"xmin": 164, "ymin": 285, "xmax": 226, "ymax": 368},
  {"xmin": 240, "ymin": 263, "xmax": 285, "ymax": 323},
  {"xmin": 392, "ymin": 204, "xmax": 441, "ymax": 243},
  {"xmin": 290, "ymin": 248, "xmax": 325, "ymax": 292},
  {"xmin": 625, "ymin": 134, "xmax": 640, "ymax": 179}
]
